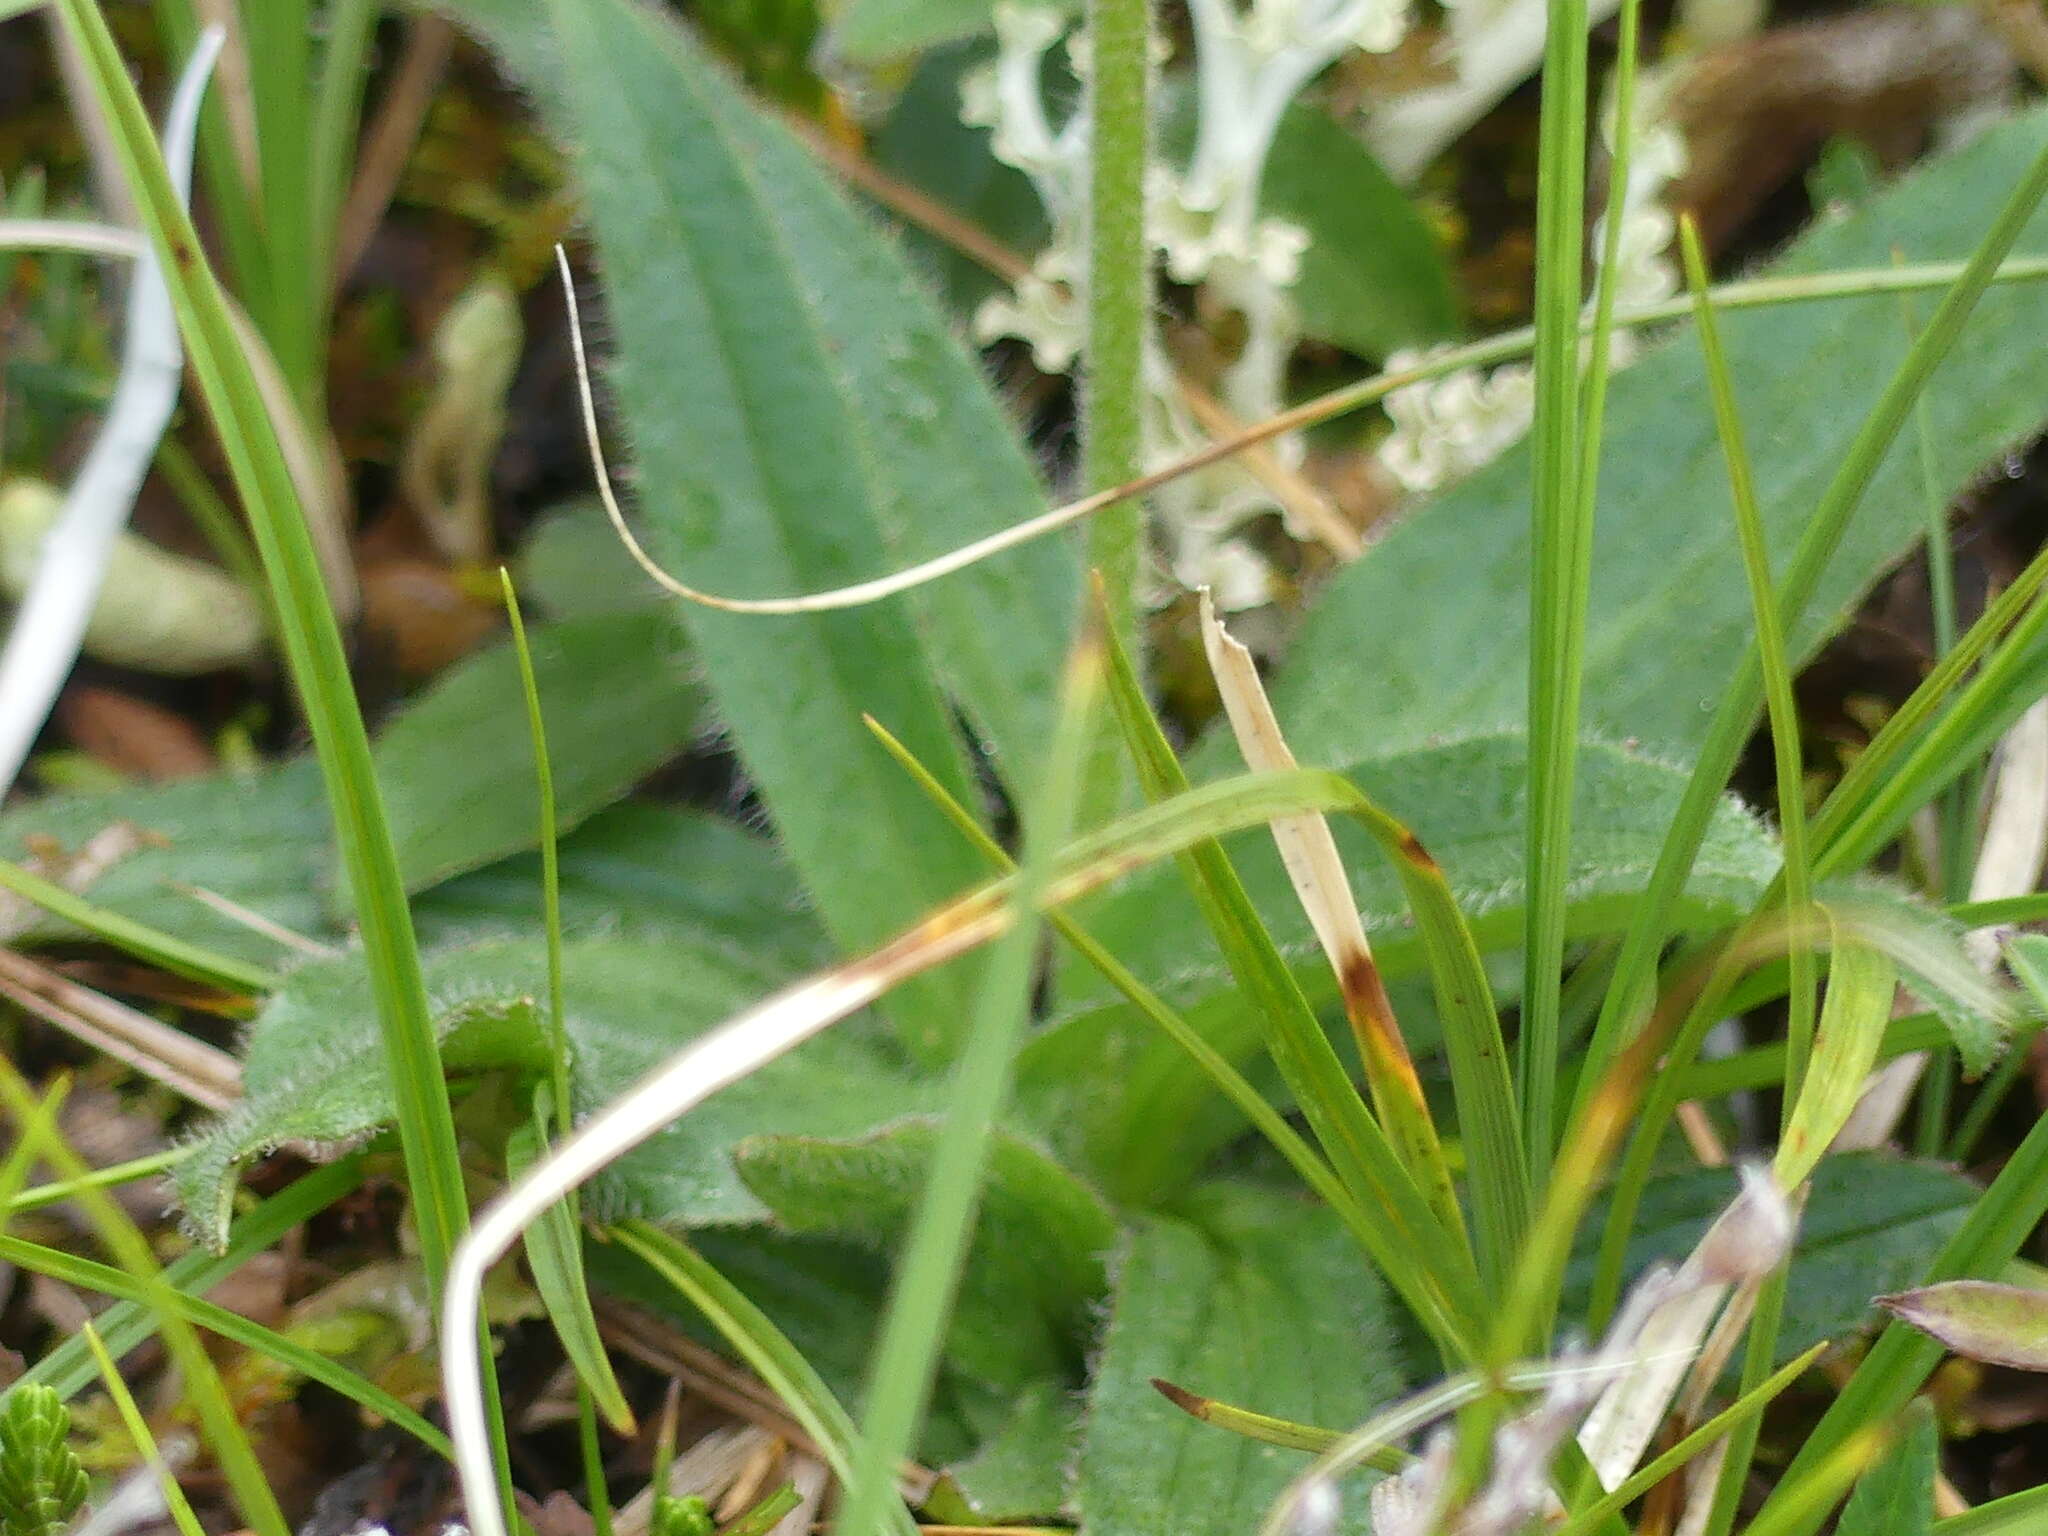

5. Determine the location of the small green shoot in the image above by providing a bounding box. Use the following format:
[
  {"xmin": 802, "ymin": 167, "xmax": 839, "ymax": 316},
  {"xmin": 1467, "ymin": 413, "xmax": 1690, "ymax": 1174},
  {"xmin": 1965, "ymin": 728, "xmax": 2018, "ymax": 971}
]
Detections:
[{"xmin": 0, "ymin": 1385, "xmax": 86, "ymax": 1536}]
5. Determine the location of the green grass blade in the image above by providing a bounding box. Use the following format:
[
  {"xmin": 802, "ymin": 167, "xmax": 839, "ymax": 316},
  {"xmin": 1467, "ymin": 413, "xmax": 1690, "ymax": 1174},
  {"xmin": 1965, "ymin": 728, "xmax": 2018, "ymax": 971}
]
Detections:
[
  {"xmin": 0, "ymin": 1233, "xmax": 450, "ymax": 1457},
  {"xmin": 1098, "ymin": 605, "xmax": 1486, "ymax": 1358},
  {"xmin": 307, "ymin": 0, "xmax": 378, "ymax": 300},
  {"xmin": 1575, "ymin": 136, "xmax": 2048, "ymax": 1120},
  {"xmin": 863, "ymin": 714, "xmax": 1401, "ymax": 1303},
  {"xmin": 0, "ymin": 856, "xmax": 277, "ymax": 994},
  {"xmin": 0, "ymin": 1078, "xmax": 68, "ymax": 1212},
  {"xmin": 81, "ymin": 1323, "xmax": 208, "ymax": 1536},
  {"xmin": 7, "ymin": 1158, "xmax": 361, "ymax": 1400},
  {"xmin": 51, "ymin": 0, "xmax": 470, "ymax": 1301},
  {"xmin": 1755, "ymin": 950, "xmax": 2048, "ymax": 1535},
  {"xmin": 500, "ymin": 572, "xmax": 571, "ymax": 1131},
  {"xmin": 1682, "ymin": 217, "xmax": 1819, "ymax": 1097},
  {"xmin": 508, "ymin": 1091, "xmax": 634, "ymax": 1434},
  {"xmin": 3, "ymin": 1148, "xmax": 187, "ymax": 1216},
  {"xmin": 0, "ymin": 1060, "xmax": 289, "ymax": 1536},
  {"xmin": 1809, "ymin": 538, "xmax": 2048, "ymax": 871},
  {"xmin": 1935, "ymin": 1482, "xmax": 2048, "ymax": 1535},
  {"xmin": 611, "ymin": 1221, "xmax": 919, "ymax": 1536},
  {"xmin": 837, "ymin": 633, "xmax": 1102, "ymax": 1536},
  {"xmin": 1518, "ymin": 0, "xmax": 1593, "ymax": 1172},
  {"xmin": 239, "ymin": 0, "xmax": 318, "ymax": 407}
]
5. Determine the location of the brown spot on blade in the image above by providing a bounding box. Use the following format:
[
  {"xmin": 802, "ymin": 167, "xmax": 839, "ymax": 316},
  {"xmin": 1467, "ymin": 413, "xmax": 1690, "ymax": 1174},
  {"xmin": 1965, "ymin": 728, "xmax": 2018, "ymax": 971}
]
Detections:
[
  {"xmin": 1341, "ymin": 949, "xmax": 1420, "ymax": 1084},
  {"xmin": 1151, "ymin": 1379, "xmax": 1212, "ymax": 1421},
  {"xmin": 1397, "ymin": 828, "xmax": 1441, "ymax": 876}
]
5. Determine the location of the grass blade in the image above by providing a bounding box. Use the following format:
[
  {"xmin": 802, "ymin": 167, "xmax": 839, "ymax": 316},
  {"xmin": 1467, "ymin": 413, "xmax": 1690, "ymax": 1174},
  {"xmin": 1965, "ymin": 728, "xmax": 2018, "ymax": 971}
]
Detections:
[
  {"xmin": 862, "ymin": 714, "xmax": 1383, "ymax": 1289},
  {"xmin": 0, "ymin": 1233, "xmax": 450, "ymax": 1457},
  {"xmin": 0, "ymin": 1059, "xmax": 288, "ymax": 1536},
  {"xmin": 611, "ymin": 1222, "xmax": 919, "ymax": 1536},
  {"xmin": 50, "ymin": 0, "xmax": 471, "ymax": 1301},
  {"xmin": 1097, "ymin": 595, "xmax": 1486, "ymax": 1356},
  {"xmin": 8, "ymin": 1159, "xmax": 361, "ymax": 1401},
  {"xmin": 1519, "ymin": 0, "xmax": 1593, "ymax": 1171},
  {"xmin": 439, "ymin": 757, "xmax": 1448, "ymax": 1536},
  {"xmin": 836, "ymin": 630, "xmax": 1102, "ymax": 1536},
  {"xmin": 0, "ymin": 857, "xmax": 277, "ymax": 994},
  {"xmin": 1574, "ymin": 135, "xmax": 2048, "ymax": 1123},
  {"xmin": 1755, "ymin": 946, "xmax": 2048, "ymax": 1535}
]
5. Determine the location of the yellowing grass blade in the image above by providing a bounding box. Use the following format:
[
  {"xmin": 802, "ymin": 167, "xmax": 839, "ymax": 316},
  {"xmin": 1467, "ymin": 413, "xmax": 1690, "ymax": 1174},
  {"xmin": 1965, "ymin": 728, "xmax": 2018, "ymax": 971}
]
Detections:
[
  {"xmin": 1198, "ymin": 590, "xmax": 1462, "ymax": 1244},
  {"xmin": 1777, "ymin": 920, "xmax": 1899, "ymax": 1189}
]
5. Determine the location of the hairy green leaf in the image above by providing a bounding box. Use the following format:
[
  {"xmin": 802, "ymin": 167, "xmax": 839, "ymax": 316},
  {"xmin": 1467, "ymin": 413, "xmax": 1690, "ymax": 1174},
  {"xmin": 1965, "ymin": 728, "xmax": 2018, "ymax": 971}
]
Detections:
[
  {"xmin": 1837, "ymin": 1397, "xmax": 1937, "ymax": 1536},
  {"xmin": 172, "ymin": 935, "xmax": 926, "ymax": 1246},
  {"xmin": 449, "ymin": 0, "xmax": 1080, "ymax": 1065},
  {"xmin": 1074, "ymin": 1185, "xmax": 1406, "ymax": 1536},
  {"xmin": 1566, "ymin": 1155, "xmax": 1979, "ymax": 1366},
  {"xmin": 735, "ymin": 1121, "xmax": 1115, "ymax": 1393},
  {"xmin": 378, "ymin": 609, "xmax": 704, "ymax": 894},
  {"xmin": 1254, "ymin": 110, "xmax": 2048, "ymax": 769},
  {"xmin": 412, "ymin": 801, "xmax": 821, "ymax": 964},
  {"xmin": 1262, "ymin": 106, "xmax": 1460, "ymax": 358}
]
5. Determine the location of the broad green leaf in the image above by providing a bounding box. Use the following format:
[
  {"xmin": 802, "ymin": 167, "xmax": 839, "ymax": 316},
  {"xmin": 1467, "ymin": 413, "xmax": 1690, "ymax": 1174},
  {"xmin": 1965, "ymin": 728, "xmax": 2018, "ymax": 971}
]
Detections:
[
  {"xmin": 516, "ymin": 500, "xmax": 669, "ymax": 621},
  {"xmin": 448, "ymin": 0, "xmax": 1080, "ymax": 1065},
  {"xmin": 1836, "ymin": 1396, "xmax": 1937, "ymax": 1536},
  {"xmin": 922, "ymin": 1381, "xmax": 1076, "ymax": 1524},
  {"xmin": 869, "ymin": 44, "xmax": 1050, "ymax": 314},
  {"xmin": 412, "ymin": 800, "xmax": 823, "ymax": 966},
  {"xmin": 734, "ymin": 1122, "xmax": 1115, "ymax": 1394},
  {"xmin": 1262, "ymin": 105, "xmax": 1460, "ymax": 358},
  {"xmin": 1022, "ymin": 733, "xmax": 1778, "ymax": 1201},
  {"xmin": 1074, "ymin": 1185, "xmax": 1406, "ymax": 1536},
  {"xmin": 0, "ymin": 761, "xmax": 330, "ymax": 966},
  {"xmin": 1877, "ymin": 1281, "xmax": 2048, "ymax": 1372},
  {"xmin": 377, "ymin": 608, "xmax": 705, "ymax": 893},
  {"xmin": 1565, "ymin": 1155, "xmax": 1979, "ymax": 1366},
  {"xmin": 825, "ymin": 0, "xmax": 1073, "ymax": 61},
  {"xmin": 1253, "ymin": 109, "xmax": 2048, "ymax": 770},
  {"xmin": 172, "ymin": 935, "xmax": 928, "ymax": 1246}
]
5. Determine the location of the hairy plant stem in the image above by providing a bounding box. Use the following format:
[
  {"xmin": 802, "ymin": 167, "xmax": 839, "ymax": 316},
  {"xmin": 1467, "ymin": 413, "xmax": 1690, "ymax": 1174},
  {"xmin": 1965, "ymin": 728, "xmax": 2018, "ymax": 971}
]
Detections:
[{"xmin": 1082, "ymin": 0, "xmax": 1152, "ymax": 645}]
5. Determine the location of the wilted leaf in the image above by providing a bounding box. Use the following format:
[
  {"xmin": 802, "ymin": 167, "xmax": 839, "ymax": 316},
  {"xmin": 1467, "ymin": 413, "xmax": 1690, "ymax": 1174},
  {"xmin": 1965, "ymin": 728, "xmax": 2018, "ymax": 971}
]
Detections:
[{"xmin": 1876, "ymin": 1281, "xmax": 2048, "ymax": 1372}]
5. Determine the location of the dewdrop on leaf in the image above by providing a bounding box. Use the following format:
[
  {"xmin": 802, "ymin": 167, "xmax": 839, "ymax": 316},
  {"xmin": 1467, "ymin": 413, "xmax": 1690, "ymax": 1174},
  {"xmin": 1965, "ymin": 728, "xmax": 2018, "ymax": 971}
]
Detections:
[{"xmin": 0, "ymin": 480, "xmax": 263, "ymax": 675}]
